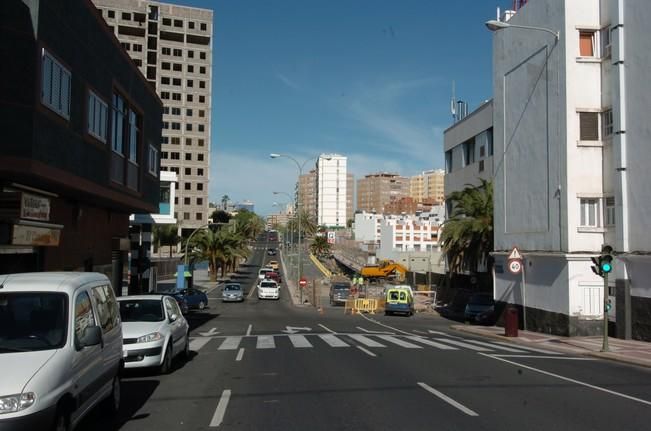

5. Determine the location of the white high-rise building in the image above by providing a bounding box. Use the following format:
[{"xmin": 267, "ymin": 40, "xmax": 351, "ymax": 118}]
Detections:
[{"xmin": 316, "ymin": 154, "xmax": 347, "ymax": 228}]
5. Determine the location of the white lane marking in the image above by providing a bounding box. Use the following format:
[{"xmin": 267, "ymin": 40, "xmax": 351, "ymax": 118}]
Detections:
[
  {"xmin": 209, "ymin": 389, "xmax": 232, "ymax": 427},
  {"xmin": 461, "ymin": 339, "xmax": 528, "ymax": 353},
  {"xmin": 189, "ymin": 337, "xmax": 212, "ymax": 351},
  {"xmin": 413, "ymin": 329, "xmax": 428, "ymax": 334},
  {"xmin": 358, "ymin": 314, "xmax": 412, "ymax": 335},
  {"xmin": 479, "ymin": 353, "xmax": 651, "ymax": 407},
  {"xmin": 348, "ymin": 334, "xmax": 387, "ymax": 348},
  {"xmin": 490, "ymin": 341, "xmax": 562, "ymax": 355},
  {"xmin": 318, "ymin": 334, "xmax": 349, "ymax": 347},
  {"xmin": 318, "ymin": 323, "xmax": 337, "ymax": 333},
  {"xmin": 199, "ymin": 327, "xmax": 220, "ymax": 337},
  {"xmin": 417, "ymin": 382, "xmax": 479, "ymax": 417},
  {"xmin": 489, "ymin": 355, "xmax": 595, "ymax": 360},
  {"xmin": 376, "ymin": 335, "xmax": 422, "ymax": 349},
  {"xmin": 247, "ymin": 283, "xmax": 257, "ymax": 299},
  {"xmin": 246, "ymin": 324, "xmax": 253, "ymax": 336},
  {"xmin": 434, "ymin": 338, "xmax": 493, "ymax": 352},
  {"xmin": 288, "ymin": 334, "xmax": 313, "ymax": 348},
  {"xmin": 428, "ymin": 330, "xmax": 450, "ymax": 336},
  {"xmin": 256, "ymin": 335, "xmax": 275, "ymax": 349},
  {"xmin": 218, "ymin": 336, "xmax": 243, "ymax": 351},
  {"xmin": 405, "ymin": 336, "xmax": 459, "ymax": 350},
  {"xmin": 235, "ymin": 348, "xmax": 245, "ymax": 361},
  {"xmin": 357, "ymin": 346, "xmax": 377, "ymax": 357},
  {"xmin": 356, "ymin": 326, "xmax": 394, "ymax": 335}
]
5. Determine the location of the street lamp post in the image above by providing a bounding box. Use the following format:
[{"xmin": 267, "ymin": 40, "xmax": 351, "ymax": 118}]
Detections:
[
  {"xmin": 484, "ymin": 19, "xmax": 560, "ymax": 41},
  {"xmin": 270, "ymin": 153, "xmax": 330, "ymax": 303},
  {"xmin": 273, "ymin": 197, "xmax": 295, "ymax": 277}
]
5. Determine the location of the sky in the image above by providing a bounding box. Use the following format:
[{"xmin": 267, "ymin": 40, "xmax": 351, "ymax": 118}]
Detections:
[{"xmin": 169, "ymin": 0, "xmax": 503, "ymax": 215}]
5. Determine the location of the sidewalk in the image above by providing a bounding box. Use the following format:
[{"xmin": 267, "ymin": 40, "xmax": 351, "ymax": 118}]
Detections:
[{"xmin": 451, "ymin": 324, "xmax": 651, "ymax": 368}]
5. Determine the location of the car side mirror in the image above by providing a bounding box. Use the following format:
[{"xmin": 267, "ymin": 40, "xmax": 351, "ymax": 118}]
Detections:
[
  {"xmin": 79, "ymin": 325, "xmax": 103, "ymax": 348},
  {"xmin": 169, "ymin": 313, "xmax": 178, "ymax": 322}
]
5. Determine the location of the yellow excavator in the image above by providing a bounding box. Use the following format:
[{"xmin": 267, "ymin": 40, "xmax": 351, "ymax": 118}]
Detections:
[{"xmin": 360, "ymin": 260, "xmax": 407, "ymax": 282}]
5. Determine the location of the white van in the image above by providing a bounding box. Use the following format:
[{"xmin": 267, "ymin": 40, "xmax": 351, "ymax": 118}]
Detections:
[{"xmin": 0, "ymin": 272, "xmax": 123, "ymax": 430}]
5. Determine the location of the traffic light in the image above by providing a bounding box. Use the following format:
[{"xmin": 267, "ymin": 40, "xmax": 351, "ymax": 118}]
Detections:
[{"xmin": 591, "ymin": 245, "xmax": 614, "ymax": 278}]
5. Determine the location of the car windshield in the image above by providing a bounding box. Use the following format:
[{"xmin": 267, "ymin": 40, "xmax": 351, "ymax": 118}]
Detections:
[
  {"xmin": 260, "ymin": 282, "xmax": 277, "ymax": 288},
  {"xmin": 224, "ymin": 285, "xmax": 242, "ymax": 292},
  {"xmin": 119, "ymin": 300, "xmax": 165, "ymax": 322},
  {"xmin": 469, "ymin": 295, "xmax": 494, "ymax": 306},
  {"xmin": 333, "ymin": 284, "xmax": 350, "ymax": 291},
  {"xmin": 0, "ymin": 292, "xmax": 68, "ymax": 352}
]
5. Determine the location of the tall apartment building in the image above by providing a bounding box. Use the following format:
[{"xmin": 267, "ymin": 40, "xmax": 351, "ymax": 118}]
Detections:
[
  {"xmin": 93, "ymin": 0, "xmax": 213, "ymax": 235},
  {"xmin": 357, "ymin": 173, "xmax": 409, "ymax": 213},
  {"xmin": 491, "ymin": 0, "xmax": 651, "ymax": 339},
  {"xmin": 298, "ymin": 169, "xmax": 317, "ymax": 222},
  {"xmin": 346, "ymin": 172, "xmax": 355, "ymax": 223},
  {"xmin": 410, "ymin": 169, "xmax": 446, "ymax": 204},
  {"xmin": 316, "ymin": 154, "xmax": 347, "ymax": 228}
]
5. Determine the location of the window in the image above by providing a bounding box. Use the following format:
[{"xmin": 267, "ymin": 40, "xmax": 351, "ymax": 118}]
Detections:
[
  {"xmin": 198, "ymin": 124, "xmax": 204, "ymax": 132},
  {"xmin": 184, "ymin": 197, "xmax": 191, "ymax": 205},
  {"xmin": 121, "ymin": 12, "xmax": 131, "ymax": 20},
  {"xmin": 579, "ymin": 112, "xmax": 599, "ymax": 141},
  {"xmin": 162, "ymin": 62, "xmax": 171, "ymax": 70},
  {"xmin": 196, "ymin": 213, "xmax": 202, "ymax": 220},
  {"xmin": 162, "ymin": 121, "xmax": 169, "ymax": 129},
  {"xmin": 173, "ymin": 48, "xmax": 182, "ymax": 57},
  {"xmin": 121, "ymin": 42, "xmax": 130, "ymax": 51},
  {"xmin": 161, "ymin": 151, "xmax": 168, "ymax": 159},
  {"xmin": 197, "ymin": 198, "xmax": 203, "ymax": 205},
  {"xmin": 605, "ymin": 197, "xmax": 615, "ymax": 226},
  {"xmin": 197, "ymin": 183, "xmax": 203, "ymax": 191},
  {"xmin": 161, "ymin": 136, "xmax": 169, "ymax": 144},
  {"xmin": 187, "ymin": 79, "xmax": 193, "ymax": 87},
  {"xmin": 173, "ymin": 63, "xmax": 182, "ymax": 72},
  {"xmin": 171, "ymin": 137, "xmax": 180, "ymax": 145},
  {"xmin": 186, "ymin": 138, "xmax": 192, "ymax": 145},
  {"xmin": 74, "ymin": 292, "xmax": 96, "ymax": 349},
  {"xmin": 172, "ymin": 93, "xmax": 181, "ymax": 101},
  {"xmin": 185, "ymin": 153, "xmax": 192, "ymax": 161},
  {"xmin": 189, "ymin": 21, "xmax": 195, "ymax": 29},
  {"xmin": 602, "ymin": 109, "xmax": 613, "ymax": 138},
  {"xmin": 186, "ymin": 123, "xmax": 193, "ymax": 131},
  {"xmin": 601, "ymin": 27, "xmax": 611, "ymax": 58},
  {"xmin": 197, "ymin": 168, "xmax": 204, "ymax": 176},
  {"xmin": 184, "ymin": 183, "xmax": 191, "ymax": 190},
  {"xmin": 108, "ymin": 10, "xmax": 115, "ymax": 18},
  {"xmin": 197, "ymin": 154, "xmax": 204, "ymax": 161},
  {"xmin": 172, "ymin": 122, "xmax": 181, "ymax": 130},
  {"xmin": 199, "ymin": 81, "xmax": 206, "ymax": 89},
  {"xmin": 199, "ymin": 95, "xmax": 205, "ymax": 103},
  {"xmin": 187, "ymin": 109, "xmax": 193, "ymax": 117},
  {"xmin": 171, "ymin": 152, "xmax": 180, "ymax": 160},
  {"xmin": 579, "ymin": 31, "xmax": 596, "ymax": 57},
  {"xmin": 200, "ymin": 23, "xmax": 207, "ymax": 31},
  {"xmin": 188, "ymin": 65, "xmax": 194, "ymax": 73},
  {"xmin": 162, "ymin": 47, "xmax": 171, "ymax": 55},
  {"xmin": 187, "ymin": 94, "xmax": 194, "ymax": 102},
  {"xmin": 111, "ymin": 93, "xmax": 126, "ymax": 154},
  {"xmin": 200, "ymin": 66, "xmax": 206, "ymax": 74},
  {"xmin": 184, "ymin": 212, "xmax": 190, "ymax": 220},
  {"xmin": 172, "ymin": 107, "xmax": 181, "ymax": 115},
  {"xmin": 188, "ymin": 50, "xmax": 194, "ymax": 58},
  {"xmin": 172, "ymin": 78, "xmax": 181, "ymax": 86},
  {"xmin": 198, "ymin": 139, "xmax": 205, "ymax": 146},
  {"xmin": 132, "ymin": 44, "xmax": 142, "ymax": 52},
  {"xmin": 199, "ymin": 110, "xmax": 205, "ymax": 118},
  {"xmin": 148, "ymin": 145, "xmax": 159, "ymax": 175},
  {"xmin": 185, "ymin": 168, "xmax": 191, "ymax": 175},
  {"xmin": 445, "ymin": 150, "xmax": 452, "ymax": 173},
  {"xmin": 162, "ymin": 18, "xmax": 171, "ymax": 26},
  {"xmin": 41, "ymin": 49, "xmax": 71, "ymax": 119},
  {"xmin": 128, "ymin": 109, "xmax": 140, "ymax": 162},
  {"xmin": 91, "ymin": 285, "xmax": 119, "ymax": 333},
  {"xmin": 174, "ymin": 19, "xmax": 183, "ymax": 28},
  {"xmin": 161, "ymin": 76, "xmax": 170, "ymax": 85},
  {"xmin": 88, "ymin": 91, "xmax": 108, "ymax": 142},
  {"xmin": 200, "ymin": 51, "xmax": 206, "ymax": 60},
  {"xmin": 580, "ymin": 198, "xmax": 600, "ymax": 227}
]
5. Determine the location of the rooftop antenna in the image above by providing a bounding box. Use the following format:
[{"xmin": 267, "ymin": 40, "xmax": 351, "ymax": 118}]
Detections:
[{"xmin": 450, "ymin": 80, "xmax": 457, "ymax": 122}]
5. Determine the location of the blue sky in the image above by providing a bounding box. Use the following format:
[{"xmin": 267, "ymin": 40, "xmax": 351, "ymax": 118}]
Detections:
[{"xmin": 169, "ymin": 0, "xmax": 502, "ymax": 215}]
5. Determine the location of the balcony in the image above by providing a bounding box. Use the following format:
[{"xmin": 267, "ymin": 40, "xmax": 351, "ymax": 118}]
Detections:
[{"xmin": 159, "ymin": 202, "xmax": 171, "ymax": 215}]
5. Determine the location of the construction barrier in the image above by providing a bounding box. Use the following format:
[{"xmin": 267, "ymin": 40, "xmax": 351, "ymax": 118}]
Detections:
[{"xmin": 354, "ymin": 298, "xmax": 379, "ymax": 314}]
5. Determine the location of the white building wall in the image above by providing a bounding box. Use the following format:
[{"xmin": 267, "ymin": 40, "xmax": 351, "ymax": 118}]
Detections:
[
  {"xmin": 353, "ymin": 212, "xmax": 382, "ymax": 243},
  {"xmin": 317, "ymin": 154, "xmax": 347, "ymax": 227}
]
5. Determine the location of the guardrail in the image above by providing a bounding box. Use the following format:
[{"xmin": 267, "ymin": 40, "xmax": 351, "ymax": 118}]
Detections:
[{"xmin": 309, "ymin": 254, "xmax": 332, "ymax": 278}]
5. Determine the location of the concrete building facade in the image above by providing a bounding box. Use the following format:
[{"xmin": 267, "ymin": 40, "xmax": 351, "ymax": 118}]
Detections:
[
  {"xmin": 298, "ymin": 169, "xmax": 317, "ymax": 222},
  {"xmin": 491, "ymin": 0, "xmax": 651, "ymax": 339},
  {"xmin": 410, "ymin": 169, "xmax": 446, "ymax": 204},
  {"xmin": 93, "ymin": 0, "xmax": 213, "ymax": 235},
  {"xmin": 316, "ymin": 154, "xmax": 347, "ymax": 228},
  {"xmin": 356, "ymin": 173, "xmax": 409, "ymax": 214}
]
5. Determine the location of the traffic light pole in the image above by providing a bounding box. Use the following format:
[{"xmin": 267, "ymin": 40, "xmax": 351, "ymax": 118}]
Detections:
[{"xmin": 602, "ymin": 272, "xmax": 609, "ymax": 352}]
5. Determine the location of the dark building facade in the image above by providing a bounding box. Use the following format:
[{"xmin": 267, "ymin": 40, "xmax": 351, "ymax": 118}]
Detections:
[{"xmin": 0, "ymin": 0, "xmax": 162, "ymax": 293}]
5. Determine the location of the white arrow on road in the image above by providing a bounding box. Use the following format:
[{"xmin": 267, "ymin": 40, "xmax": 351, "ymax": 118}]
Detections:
[
  {"xmin": 428, "ymin": 330, "xmax": 448, "ymax": 335},
  {"xmin": 356, "ymin": 326, "xmax": 395, "ymax": 335},
  {"xmin": 281, "ymin": 326, "xmax": 312, "ymax": 334},
  {"xmin": 199, "ymin": 327, "xmax": 220, "ymax": 337}
]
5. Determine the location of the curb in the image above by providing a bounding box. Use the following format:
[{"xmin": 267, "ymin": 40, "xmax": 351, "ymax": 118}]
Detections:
[
  {"xmin": 449, "ymin": 324, "xmax": 651, "ymax": 369},
  {"xmin": 278, "ymin": 250, "xmax": 300, "ymax": 306}
]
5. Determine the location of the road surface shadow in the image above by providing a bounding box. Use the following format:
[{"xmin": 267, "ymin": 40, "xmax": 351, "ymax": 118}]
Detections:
[{"xmin": 186, "ymin": 310, "xmax": 220, "ymax": 331}]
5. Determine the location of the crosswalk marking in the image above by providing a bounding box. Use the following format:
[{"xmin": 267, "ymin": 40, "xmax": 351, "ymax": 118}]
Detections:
[
  {"xmin": 434, "ymin": 338, "xmax": 493, "ymax": 351},
  {"xmin": 490, "ymin": 341, "xmax": 561, "ymax": 355},
  {"xmin": 348, "ymin": 334, "xmax": 387, "ymax": 348},
  {"xmin": 461, "ymin": 339, "xmax": 528, "ymax": 353},
  {"xmin": 318, "ymin": 334, "xmax": 349, "ymax": 347},
  {"xmin": 405, "ymin": 336, "xmax": 459, "ymax": 350},
  {"xmin": 218, "ymin": 336, "xmax": 242, "ymax": 351},
  {"xmin": 288, "ymin": 335, "xmax": 313, "ymax": 348},
  {"xmin": 376, "ymin": 335, "xmax": 422, "ymax": 349},
  {"xmin": 256, "ymin": 335, "xmax": 275, "ymax": 349}
]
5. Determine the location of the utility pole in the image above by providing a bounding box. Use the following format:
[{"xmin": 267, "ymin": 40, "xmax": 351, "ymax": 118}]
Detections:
[{"xmin": 591, "ymin": 244, "xmax": 614, "ymax": 352}]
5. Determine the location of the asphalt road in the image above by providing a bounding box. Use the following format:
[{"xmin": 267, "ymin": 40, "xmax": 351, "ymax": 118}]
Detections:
[{"xmin": 78, "ymin": 236, "xmax": 651, "ymax": 430}]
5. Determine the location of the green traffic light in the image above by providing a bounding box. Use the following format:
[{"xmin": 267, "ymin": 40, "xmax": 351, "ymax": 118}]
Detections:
[{"xmin": 601, "ymin": 262, "xmax": 612, "ymax": 273}]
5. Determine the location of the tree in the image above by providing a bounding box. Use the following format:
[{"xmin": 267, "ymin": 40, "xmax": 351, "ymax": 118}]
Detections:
[
  {"xmin": 210, "ymin": 209, "xmax": 231, "ymax": 224},
  {"xmin": 221, "ymin": 194, "xmax": 230, "ymax": 210},
  {"xmin": 440, "ymin": 179, "xmax": 493, "ymax": 275},
  {"xmin": 310, "ymin": 235, "xmax": 331, "ymax": 257},
  {"xmin": 185, "ymin": 228, "xmax": 250, "ymax": 281},
  {"xmin": 153, "ymin": 224, "xmax": 179, "ymax": 258},
  {"xmin": 232, "ymin": 210, "xmax": 265, "ymax": 241}
]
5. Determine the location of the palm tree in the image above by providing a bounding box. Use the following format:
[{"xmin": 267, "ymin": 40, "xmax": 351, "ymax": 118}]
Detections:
[
  {"xmin": 153, "ymin": 224, "xmax": 179, "ymax": 258},
  {"xmin": 440, "ymin": 179, "xmax": 493, "ymax": 275},
  {"xmin": 185, "ymin": 228, "xmax": 251, "ymax": 281},
  {"xmin": 310, "ymin": 235, "xmax": 331, "ymax": 257},
  {"xmin": 221, "ymin": 194, "xmax": 230, "ymax": 210}
]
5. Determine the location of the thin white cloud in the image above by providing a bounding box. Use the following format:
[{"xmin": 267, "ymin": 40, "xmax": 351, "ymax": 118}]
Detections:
[{"xmin": 276, "ymin": 73, "xmax": 301, "ymax": 90}]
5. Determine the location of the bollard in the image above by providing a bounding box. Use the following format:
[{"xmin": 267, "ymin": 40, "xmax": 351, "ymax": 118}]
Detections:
[{"xmin": 504, "ymin": 306, "xmax": 519, "ymax": 337}]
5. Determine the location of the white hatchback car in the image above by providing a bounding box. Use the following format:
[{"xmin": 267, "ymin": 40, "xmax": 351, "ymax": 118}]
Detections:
[
  {"xmin": 257, "ymin": 280, "xmax": 280, "ymax": 300},
  {"xmin": 117, "ymin": 295, "xmax": 189, "ymax": 374}
]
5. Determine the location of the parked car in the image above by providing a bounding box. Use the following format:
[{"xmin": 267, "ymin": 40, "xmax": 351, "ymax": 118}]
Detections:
[
  {"xmin": 117, "ymin": 295, "xmax": 189, "ymax": 374},
  {"xmin": 268, "ymin": 260, "xmax": 279, "ymax": 271},
  {"xmin": 257, "ymin": 280, "xmax": 280, "ymax": 300},
  {"xmin": 464, "ymin": 293, "xmax": 495, "ymax": 323},
  {"xmin": 160, "ymin": 292, "xmax": 189, "ymax": 314},
  {"xmin": 179, "ymin": 288, "xmax": 209, "ymax": 310},
  {"xmin": 222, "ymin": 283, "xmax": 244, "ymax": 302},
  {"xmin": 0, "ymin": 272, "xmax": 122, "ymax": 430},
  {"xmin": 329, "ymin": 278, "xmax": 351, "ymax": 306}
]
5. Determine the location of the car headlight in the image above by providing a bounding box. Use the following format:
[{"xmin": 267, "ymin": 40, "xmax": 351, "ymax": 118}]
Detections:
[
  {"xmin": 0, "ymin": 393, "xmax": 36, "ymax": 414},
  {"xmin": 137, "ymin": 332, "xmax": 163, "ymax": 343}
]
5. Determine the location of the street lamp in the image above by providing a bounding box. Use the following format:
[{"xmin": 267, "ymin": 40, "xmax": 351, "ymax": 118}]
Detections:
[
  {"xmin": 485, "ymin": 19, "xmax": 560, "ymax": 40},
  {"xmin": 270, "ymin": 153, "xmax": 330, "ymax": 300}
]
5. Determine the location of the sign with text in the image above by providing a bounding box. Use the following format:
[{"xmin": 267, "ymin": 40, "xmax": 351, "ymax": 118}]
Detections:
[
  {"xmin": 12, "ymin": 224, "xmax": 60, "ymax": 246},
  {"xmin": 20, "ymin": 193, "xmax": 51, "ymax": 221},
  {"xmin": 327, "ymin": 231, "xmax": 336, "ymax": 244}
]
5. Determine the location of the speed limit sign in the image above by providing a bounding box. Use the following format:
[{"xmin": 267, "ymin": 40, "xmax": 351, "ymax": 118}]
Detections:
[{"xmin": 508, "ymin": 259, "xmax": 523, "ymax": 274}]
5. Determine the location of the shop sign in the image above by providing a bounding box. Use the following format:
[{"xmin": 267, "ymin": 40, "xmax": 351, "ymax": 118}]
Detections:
[
  {"xmin": 20, "ymin": 193, "xmax": 50, "ymax": 221},
  {"xmin": 12, "ymin": 224, "xmax": 60, "ymax": 246}
]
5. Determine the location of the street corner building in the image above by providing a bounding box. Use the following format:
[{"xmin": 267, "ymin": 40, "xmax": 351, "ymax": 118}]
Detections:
[{"xmin": 0, "ymin": 0, "xmax": 163, "ymax": 291}]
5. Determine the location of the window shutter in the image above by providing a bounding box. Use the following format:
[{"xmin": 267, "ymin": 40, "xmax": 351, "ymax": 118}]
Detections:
[
  {"xmin": 579, "ymin": 32, "xmax": 594, "ymax": 56},
  {"xmin": 580, "ymin": 112, "xmax": 599, "ymax": 140},
  {"xmin": 42, "ymin": 55, "xmax": 52, "ymax": 104},
  {"xmin": 61, "ymin": 71, "xmax": 70, "ymax": 117}
]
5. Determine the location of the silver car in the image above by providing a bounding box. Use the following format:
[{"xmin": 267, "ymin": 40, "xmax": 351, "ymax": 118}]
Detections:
[
  {"xmin": 118, "ymin": 295, "xmax": 189, "ymax": 374},
  {"xmin": 222, "ymin": 283, "xmax": 244, "ymax": 302}
]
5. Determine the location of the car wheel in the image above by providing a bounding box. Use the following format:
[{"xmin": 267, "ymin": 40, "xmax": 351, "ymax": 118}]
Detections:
[
  {"xmin": 102, "ymin": 375, "xmax": 121, "ymax": 414},
  {"xmin": 159, "ymin": 343, "xmax": 173, "ymax": 375},
  {"xmin": 53, "ymin": 406, "xmax": 70, "ymax": 431},
  {"xmin": 198, "ymin": 300, "xmax": 206, "ymax": 310},
  {"xmin": 183, "ymin": 333, "xmax": 191, "ymax": 359}
]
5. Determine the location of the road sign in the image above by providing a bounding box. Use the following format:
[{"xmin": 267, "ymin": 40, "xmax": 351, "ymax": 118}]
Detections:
[
  {"xmin": 299, "ymin": 277, "xmax": 307, "ymax": 288},
  {"xmin": 507, "ymin": 259, "xmax": 522, "ymax": 274},
  {"xmin": 508, "ymin": 246, "xmax": 522, "ymax": 261}
]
